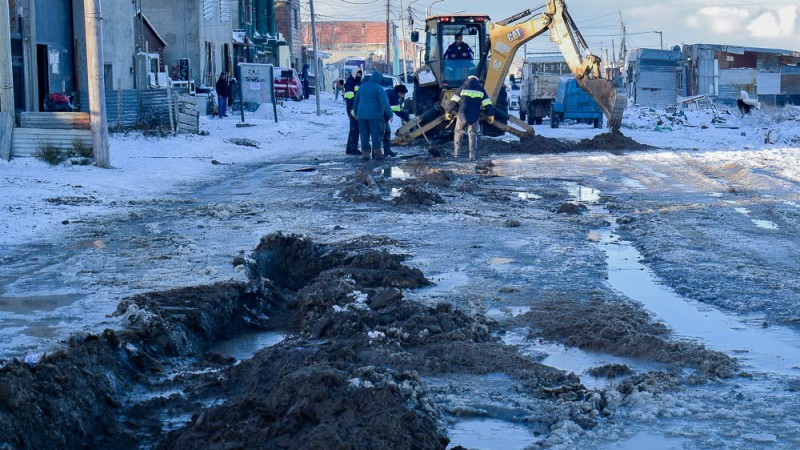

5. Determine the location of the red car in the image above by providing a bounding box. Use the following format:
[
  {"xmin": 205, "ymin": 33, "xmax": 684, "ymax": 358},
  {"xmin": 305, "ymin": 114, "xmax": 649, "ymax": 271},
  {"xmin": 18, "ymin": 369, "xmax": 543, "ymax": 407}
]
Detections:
[{"xmin": 274, "ymin": 67, "xmax": 303, "ymax": 101}]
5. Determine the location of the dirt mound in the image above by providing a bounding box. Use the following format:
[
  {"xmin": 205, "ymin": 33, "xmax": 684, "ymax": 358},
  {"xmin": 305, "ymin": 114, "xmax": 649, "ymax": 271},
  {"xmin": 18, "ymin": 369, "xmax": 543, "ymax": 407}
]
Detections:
[
  {"xmin": 0, "ymin": 281, "xmax": 273, "ymax": 449},
  {"xmin": 392, "ymin": 187, "xmax": 445, "ymax": 206},
  {"xmin": 577, "ymin": 130, "xmax": 654, "ymax": 150},
  {"xmin": 480, "ymin": 131, "xmax": 652, "ymax": 156},
  {"xmin": 161, "ymin": 359, "xmax": 447, "ymax": 450},
  {"xmin": 520, "ymin": 297, "xmax": 738, "ymax": 378},
  {"xmin": 558, "ymin": 202, "xmax": 589, "ymax": 215},
  {"xmin": 483, "ymin": 135, "xmax": 576, "ymax": 155}
]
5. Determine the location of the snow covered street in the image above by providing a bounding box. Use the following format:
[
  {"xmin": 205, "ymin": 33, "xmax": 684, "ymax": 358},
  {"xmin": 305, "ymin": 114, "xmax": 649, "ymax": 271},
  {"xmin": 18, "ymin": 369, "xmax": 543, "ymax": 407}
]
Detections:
[{"xmin": 2, "ymin": 94, "xmax": 800, "ymax": 448}]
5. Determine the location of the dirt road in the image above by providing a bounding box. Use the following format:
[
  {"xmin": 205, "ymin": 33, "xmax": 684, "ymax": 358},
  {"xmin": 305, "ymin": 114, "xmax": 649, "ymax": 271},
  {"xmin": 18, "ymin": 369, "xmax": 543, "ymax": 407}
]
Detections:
[{"xmin": 2, "ymin": 132, "xmax": 800, "ymax": 449}]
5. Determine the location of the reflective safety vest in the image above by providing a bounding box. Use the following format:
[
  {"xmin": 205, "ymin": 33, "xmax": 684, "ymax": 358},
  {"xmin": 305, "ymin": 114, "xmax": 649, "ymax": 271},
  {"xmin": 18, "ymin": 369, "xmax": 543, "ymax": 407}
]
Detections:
[
  {"xmin": 447, "ymin": 78, "xmax": 494, "ymax": 124},
  {"xmin": 344, "ymin": 76, "xmax": 361, "ymax": 110}
]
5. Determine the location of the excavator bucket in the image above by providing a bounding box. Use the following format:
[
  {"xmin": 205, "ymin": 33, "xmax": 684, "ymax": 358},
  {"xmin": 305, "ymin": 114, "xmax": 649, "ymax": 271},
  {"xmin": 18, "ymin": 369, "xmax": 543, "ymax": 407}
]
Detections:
[{"xmin": 578, "ymin": 78, "xmax": 627, "ymax": 130}]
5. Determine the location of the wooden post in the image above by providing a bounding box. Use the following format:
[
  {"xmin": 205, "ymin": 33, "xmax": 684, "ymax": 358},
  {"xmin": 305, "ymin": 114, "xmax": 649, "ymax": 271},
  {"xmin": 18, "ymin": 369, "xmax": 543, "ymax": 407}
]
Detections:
[
  {"xmin": 0, "ymin": 0, "xmax": 15, "ymax": 160},
  {"xmin": 117, "ymin": 79, "xmax": 122, "ymax": 129},
  {"xmin": 84, "ymin": 0, "xmax": 111, "ymax": 168},
  {"xmin": 167, "ymin": 87, "xmax": 175, "ymax": 133}
]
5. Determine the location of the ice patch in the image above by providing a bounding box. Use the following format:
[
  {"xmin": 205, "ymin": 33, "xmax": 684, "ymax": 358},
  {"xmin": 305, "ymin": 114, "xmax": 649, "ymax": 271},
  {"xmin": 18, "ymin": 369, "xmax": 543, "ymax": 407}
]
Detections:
[{"xmin": 447, "ymin": 418, "xmax": 542, "ymax": 450}]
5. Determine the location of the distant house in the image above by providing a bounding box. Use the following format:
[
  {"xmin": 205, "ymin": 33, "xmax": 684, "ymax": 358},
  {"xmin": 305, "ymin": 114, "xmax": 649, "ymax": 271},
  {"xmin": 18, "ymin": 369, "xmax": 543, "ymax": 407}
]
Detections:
[
  {"xmin": 682, "ymin": 44, "xmax": 800, "ymax": 107},
  {"xmin": 300, "ymin": 21, "xmax": 412, "ymax": 75},
  {"xmin": 625, "ymin": 47, "xmax": 682, "ymax": 110}
]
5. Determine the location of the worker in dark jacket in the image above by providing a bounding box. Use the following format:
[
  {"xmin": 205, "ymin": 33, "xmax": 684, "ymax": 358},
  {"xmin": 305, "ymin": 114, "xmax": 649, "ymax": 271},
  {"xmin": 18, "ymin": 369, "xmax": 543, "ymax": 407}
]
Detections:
[
  {"xmin": 382, "ymin": 84, "xmax": 409, "ymax": 157},
  {"xmin": 353, "ymin": 71, "xmax": 393, "ymax": 160},
  {"xmin": 215, "ymin": 72, "xmax": 230, "ymax": 117},
  {"xmin": 443, "ymin": 33, "xmax": 473, "ymax": 60},
  {"xmin": 301, "ymin": 63, "xmax": 310, "ymax": 100},
  {"xmin": 445, "ymin": 75, "xmax": 495, "ymax": 160},
  {"xmin": 344, "ymin": 69, "xmax": 363, "ymax": 155}
]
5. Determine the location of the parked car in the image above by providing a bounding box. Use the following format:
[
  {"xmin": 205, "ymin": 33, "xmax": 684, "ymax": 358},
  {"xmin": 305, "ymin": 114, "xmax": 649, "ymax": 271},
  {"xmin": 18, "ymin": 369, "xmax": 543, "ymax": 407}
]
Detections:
[
  {"xmin": 361, "ymin": 73, "xmax": 400, "ymax": 89},
  {"xmin": 508, "ymin": 83, "xmax": 520, "ymax": 111},
  {"xmin": 273, "ymin": 67, "xmax": 303, "ymax": 101},
  {"xmin": 550, "ymin": 77, "xmax": 604, "ymax": 128}
]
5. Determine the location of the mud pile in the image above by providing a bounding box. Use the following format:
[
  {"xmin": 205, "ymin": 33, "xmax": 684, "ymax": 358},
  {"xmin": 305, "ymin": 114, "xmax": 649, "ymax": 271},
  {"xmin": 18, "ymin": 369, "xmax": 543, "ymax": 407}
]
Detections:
[
  {"xmin": 517, "ymin": 297, "xmax": 738, "ymax": 378},
  {"xmin": 481, "ymin": 131, "xmax": 653, "ymax": 155},
  {"xmin": 392, "ymin": 186, "xmax": 445, "ymax": 206},
  {"xmin": 577, "ymin": 129, "xmax": 654, "ymax": 150},
  {"xmin": 482, "ymin": 135, "xmax": 576, "ymax": 155},
  {"xmin": 0, "ymin": 282, "xmax": 274, "ymax": 449},
  {"xmin": 0, "ymin": 233, "xmax": 591, "ymax": 449}
]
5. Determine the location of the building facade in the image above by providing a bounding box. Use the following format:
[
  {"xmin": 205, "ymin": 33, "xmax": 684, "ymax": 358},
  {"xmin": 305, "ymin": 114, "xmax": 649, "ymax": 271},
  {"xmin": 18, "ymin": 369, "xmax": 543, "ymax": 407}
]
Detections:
[
  {"xmin": 683, "ymin": 44, "xmax": 800, "ymax": 107},
  {"xmin": 275, "ymin": 0, "xmax": 300, "ymax": 69},
  {"xmin": 625, "ymin": 47, "xmax": 683, "ymax": 110}
]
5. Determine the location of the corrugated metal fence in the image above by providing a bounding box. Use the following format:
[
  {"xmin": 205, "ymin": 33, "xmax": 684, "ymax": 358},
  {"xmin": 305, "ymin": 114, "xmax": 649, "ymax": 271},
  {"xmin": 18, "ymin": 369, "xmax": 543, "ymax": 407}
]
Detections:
[{"xmin": 78, "ymin": 88, "xmax": 191, "ymax": 128}]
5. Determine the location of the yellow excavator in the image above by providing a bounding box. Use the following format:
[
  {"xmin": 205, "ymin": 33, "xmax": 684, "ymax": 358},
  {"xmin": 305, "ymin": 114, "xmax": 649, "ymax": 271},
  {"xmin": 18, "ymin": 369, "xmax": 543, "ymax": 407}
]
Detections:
[{"xmin": 394, "ymin": 0, "xmax": 626, "ymax": 145}]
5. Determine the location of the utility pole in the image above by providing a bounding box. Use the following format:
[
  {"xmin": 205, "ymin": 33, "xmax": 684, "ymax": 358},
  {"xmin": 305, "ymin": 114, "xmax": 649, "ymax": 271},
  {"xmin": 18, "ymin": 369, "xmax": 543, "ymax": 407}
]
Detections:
[
  {"xmin": 309, "ymin": 0, "xmax": 320, "ymax": 115},
  {"xmin": 408, "ymin": 5, "xmax": 417, "ymax": 70},
  {"xmin": 618, "ymin": 12, "xmax": 626, "ymax": 66},
  {"xmin": 84, "ymin": 0, "xmax": 110, "ymax": 168},
  {"xmin": 385, "ymin": 0, "xmax": 391, "ymax": 74},
  {"xmin": 655, "ymin": 30, "xmax": 663, "ymax": 50},
  {"xmin": 0, "ymin": 0, "xmax": 14, "ymax": 160},
  {"xmin": 399, "ymin": 0, "xmax": 408, "ymax": 83}
]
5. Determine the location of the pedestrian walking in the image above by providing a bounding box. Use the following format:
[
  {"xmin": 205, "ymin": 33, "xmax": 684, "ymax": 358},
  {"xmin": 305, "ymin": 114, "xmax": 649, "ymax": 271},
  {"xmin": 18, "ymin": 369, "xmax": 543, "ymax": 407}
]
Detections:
[
  {"xmin": 301, "ymin": 63, "xmax": 310, "ymax": 100},
  {"xmin": 445, "ymin": 75, "xmax": 495, "ymax": 160},
  {"xmin": 344, "ymin": 69, "xmax": 363, "ymax": 155},
  {"xmin": 382, "ymin": 84, "xmax": 410, "ymax": 157},
  {"xmin": 353, "ymin": 71, "xmax": 393, "ymax": 161},
  {"xmin": 215, "ymin": 72, "xmax": 230, "ymax": 117}
]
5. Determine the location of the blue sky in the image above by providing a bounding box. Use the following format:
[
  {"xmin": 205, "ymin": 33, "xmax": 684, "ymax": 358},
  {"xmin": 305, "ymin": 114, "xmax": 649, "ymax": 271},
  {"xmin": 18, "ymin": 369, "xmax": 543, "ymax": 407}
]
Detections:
[{"xmin": 310, "ymin": 0, "xmax": 800, "ymax": 54}]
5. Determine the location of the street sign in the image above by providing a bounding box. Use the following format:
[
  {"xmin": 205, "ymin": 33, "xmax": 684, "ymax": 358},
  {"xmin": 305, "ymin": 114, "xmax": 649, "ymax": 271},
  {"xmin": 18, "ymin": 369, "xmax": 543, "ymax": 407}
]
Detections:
[{"xmin": 238, "ymin": 63, "xmax": 277, "ymax": 122}]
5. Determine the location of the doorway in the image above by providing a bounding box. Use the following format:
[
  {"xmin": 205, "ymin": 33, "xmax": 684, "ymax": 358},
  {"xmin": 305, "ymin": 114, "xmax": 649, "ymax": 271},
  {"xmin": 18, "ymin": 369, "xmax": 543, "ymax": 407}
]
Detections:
[{"xmin": 36, "ymin": 44, "xmax": 50, "ymax": 111}]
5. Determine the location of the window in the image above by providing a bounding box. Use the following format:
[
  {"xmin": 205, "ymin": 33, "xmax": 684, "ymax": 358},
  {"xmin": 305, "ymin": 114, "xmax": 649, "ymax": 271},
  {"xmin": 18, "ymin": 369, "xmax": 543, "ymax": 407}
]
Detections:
[
  {"xmin": 441, "ymin": 24, "xmax": 482, "ymax": 84},
  {"xmin": 293, "ymin": 7, "xmax": 299, "ymax": 31},
  {"xmin": 242, "ymin": 0, "xmax": 252, "ymax": 25}
]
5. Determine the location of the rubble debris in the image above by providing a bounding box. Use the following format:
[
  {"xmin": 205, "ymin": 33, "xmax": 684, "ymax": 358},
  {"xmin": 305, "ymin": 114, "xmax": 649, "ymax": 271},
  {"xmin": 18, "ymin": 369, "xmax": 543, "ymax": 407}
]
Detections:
[{"xmin": 391, "ymin": 187, "xmax": 445, "ymax": 206}]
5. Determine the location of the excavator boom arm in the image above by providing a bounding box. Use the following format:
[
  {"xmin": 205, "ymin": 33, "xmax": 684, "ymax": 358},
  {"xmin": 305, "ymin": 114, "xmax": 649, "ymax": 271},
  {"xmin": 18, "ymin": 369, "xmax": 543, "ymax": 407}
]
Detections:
[{"xmin": 484, "ymin": 0, "xmax": 625, "ymax": 129}]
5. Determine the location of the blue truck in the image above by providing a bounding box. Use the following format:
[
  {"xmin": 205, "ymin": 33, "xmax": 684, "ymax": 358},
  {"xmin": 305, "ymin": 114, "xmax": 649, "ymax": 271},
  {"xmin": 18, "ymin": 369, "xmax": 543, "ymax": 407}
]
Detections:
[{"xmin": 550, "ymin": 77, "xmax": 604, "ymax": 128}]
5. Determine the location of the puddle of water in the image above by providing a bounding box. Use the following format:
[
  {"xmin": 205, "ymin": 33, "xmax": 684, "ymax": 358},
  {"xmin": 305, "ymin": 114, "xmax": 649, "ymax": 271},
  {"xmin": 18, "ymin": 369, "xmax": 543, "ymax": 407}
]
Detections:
[
  {"xmin": 516, "ymin": 192, "xmax": 540, "ymax": 201},
  {"xmin": 485, "ymin": 306, "xmax": 531, "ymax": 320},
  {"xmin": 708, "ymin": 192, "xmax": 724, "ymax": 198},
  {"xmin": 599, "ymin": 227, "xmax": 800, "ymax": 376},
  {"xmin": 383, "ymin": 166, "xmax": 416, "ymax": 180},
  {"xmin": 447, "ymin": 418, "xmax": 542, "ymax": 450},
  {"xmin": 0, "ymin": 294, "xmax": 84, "ymax": 314},
  {"xmin": 734, "ymin": 207, "xmax": 779, "ymax": 229},
  {"xmin": 488, "ymin": 257, "xmax": 514, "ymax": 265},
  {"xmin": 566, "ymin": 184, "xmax": 601, "ymax": 203},
  {"xmin": 419, "ymin": 271, "xmax": 470, "ymax": 294},
  {"xmin": 595, "ymin": 431, "xmax": 686, "ymax": 450},
  {"xmin": 566, "ymin": 182, "xmax": 800, "ymax": 376},
  {"xmin": 207, "ymin": 330, "xmax": 285, "ymax": 361},
  {"xmin": 503, "ymin": 330, "xmax": 664, "ymax": 390}
]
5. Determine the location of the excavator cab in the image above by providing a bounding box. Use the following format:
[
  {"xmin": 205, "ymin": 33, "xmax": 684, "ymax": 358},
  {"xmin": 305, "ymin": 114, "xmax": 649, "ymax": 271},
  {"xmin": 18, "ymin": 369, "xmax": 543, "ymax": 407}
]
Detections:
[
  {"xmin": 404, "ymin": 15, "xmax": 491, "ymax": 142},
  {"xmin": 424, "ymin": 16, "xmax": 487, "ymax": 87}
]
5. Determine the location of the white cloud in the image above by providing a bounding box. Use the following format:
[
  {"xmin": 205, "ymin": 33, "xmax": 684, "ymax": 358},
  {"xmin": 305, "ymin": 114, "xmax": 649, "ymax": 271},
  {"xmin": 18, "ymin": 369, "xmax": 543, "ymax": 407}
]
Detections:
[{"xmin": 688, "ymin": 7, "xmax": 750, "ymax": 35}]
